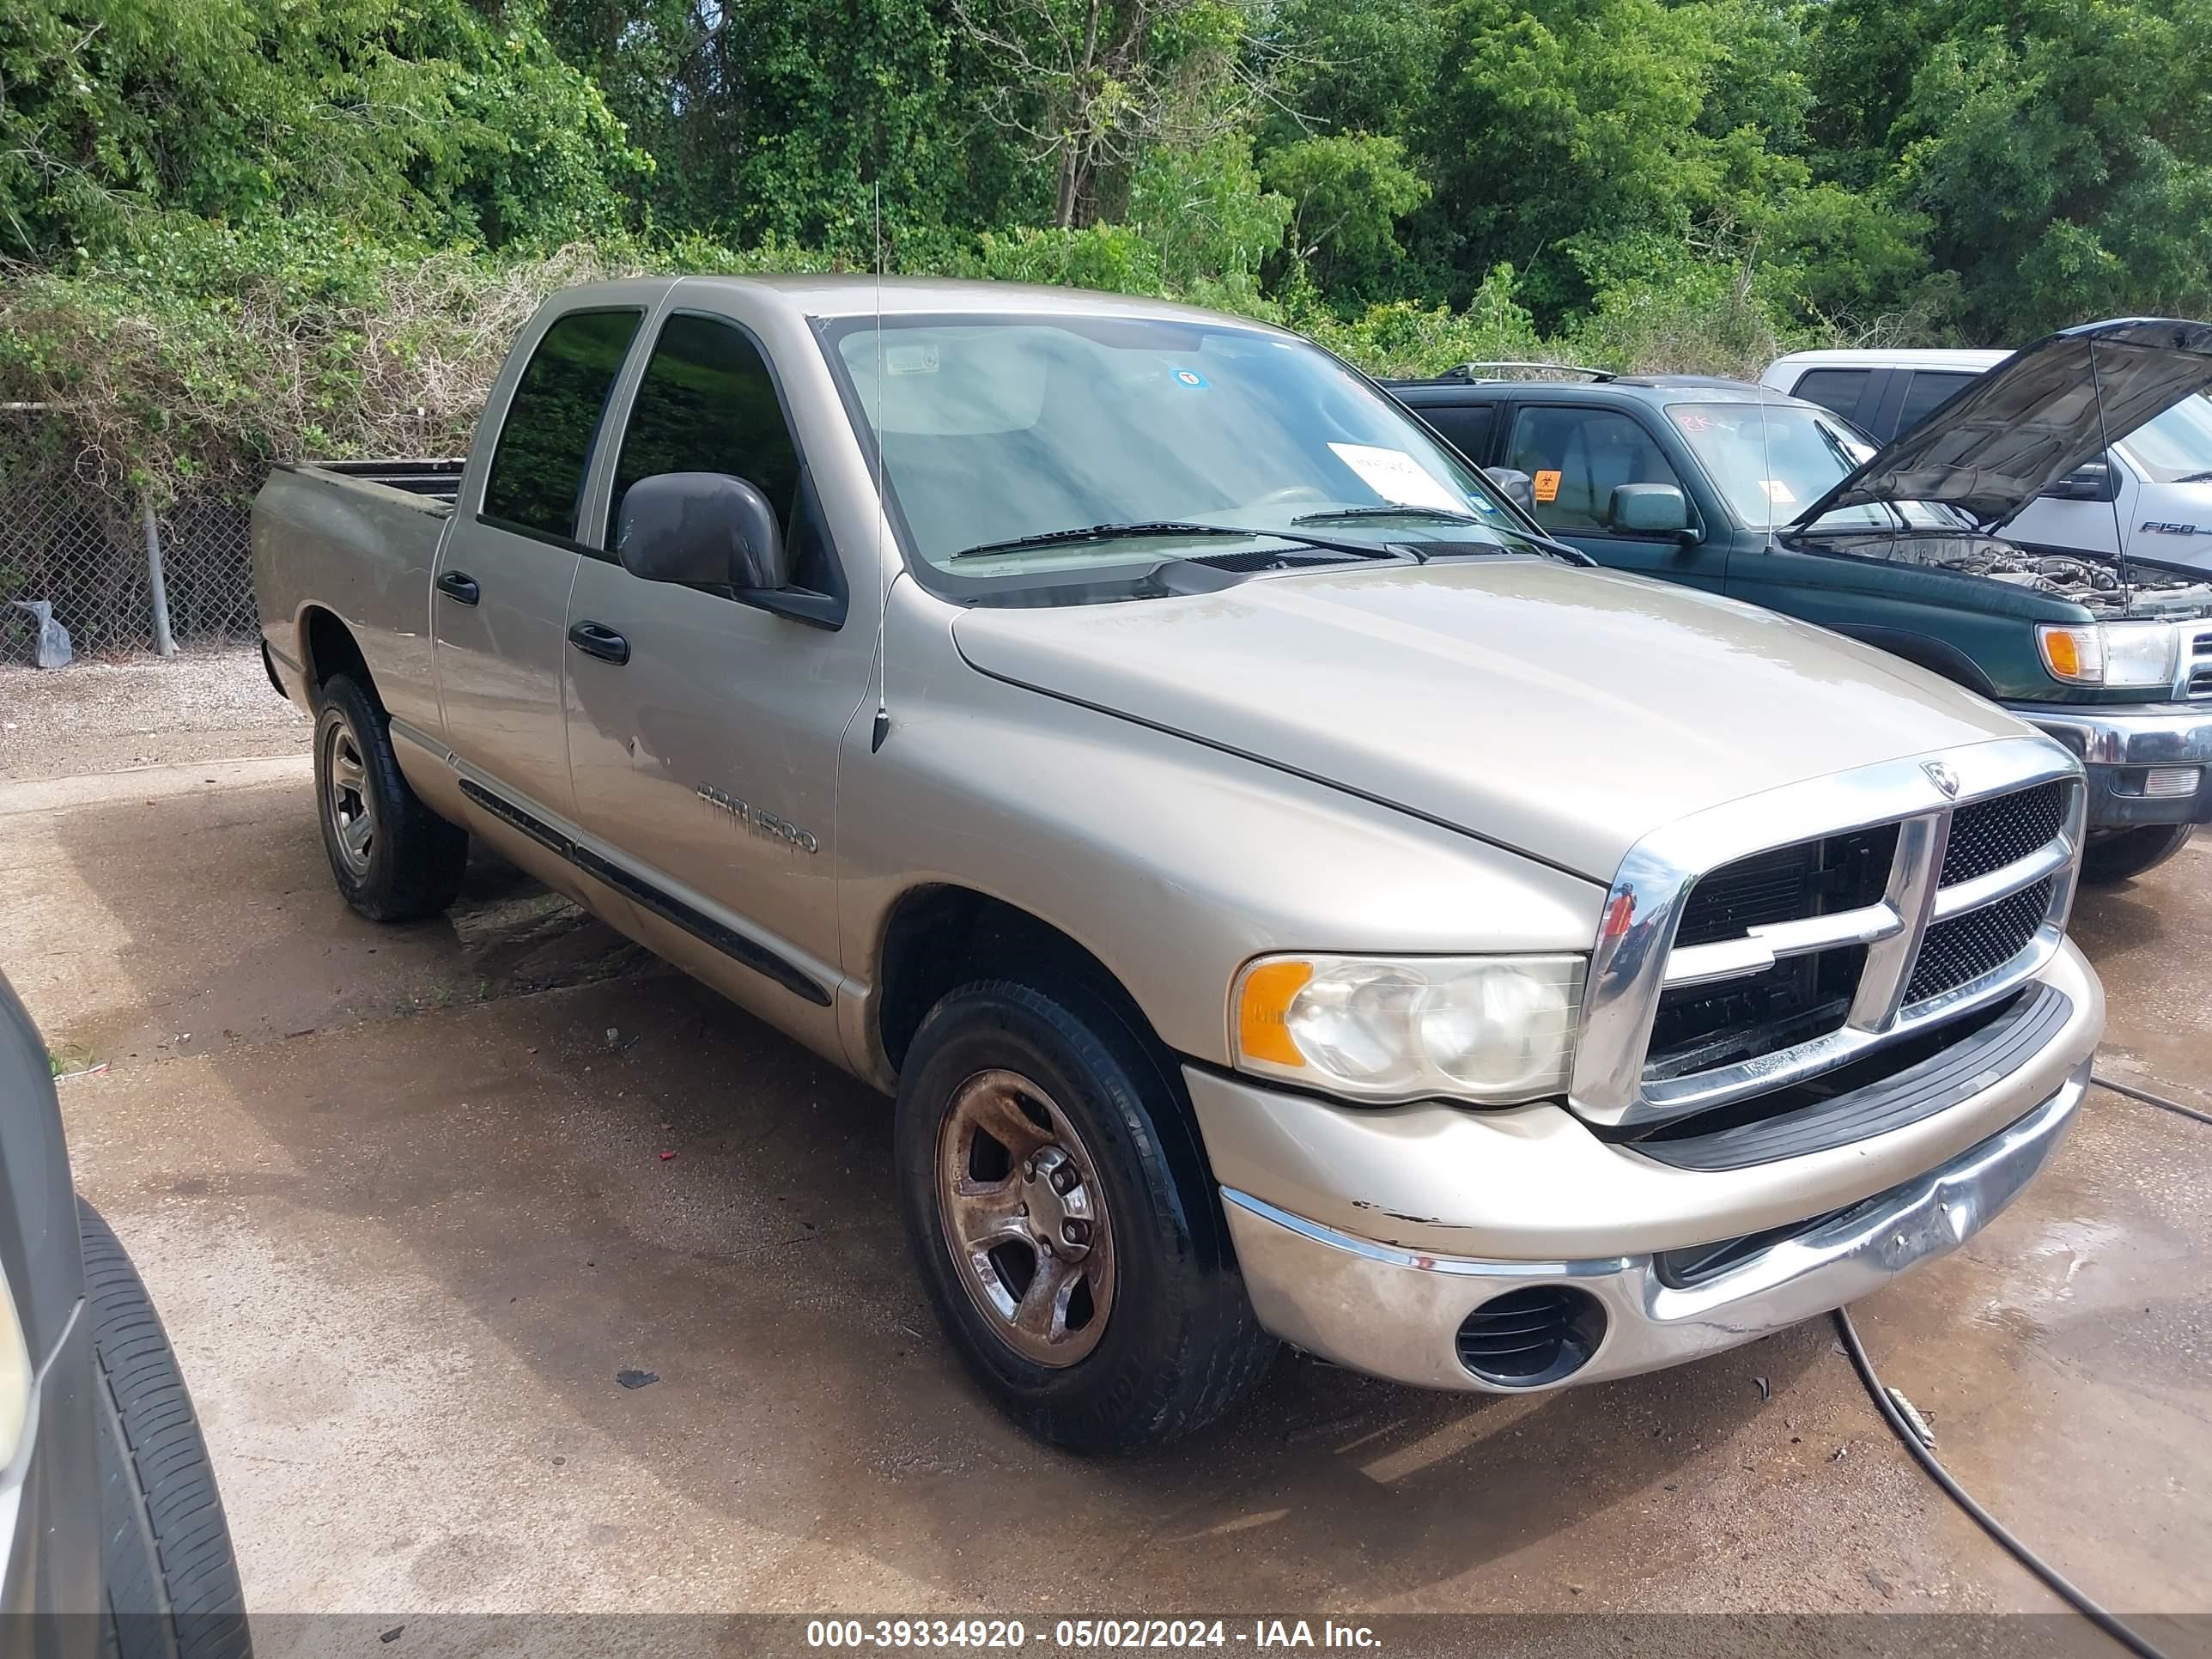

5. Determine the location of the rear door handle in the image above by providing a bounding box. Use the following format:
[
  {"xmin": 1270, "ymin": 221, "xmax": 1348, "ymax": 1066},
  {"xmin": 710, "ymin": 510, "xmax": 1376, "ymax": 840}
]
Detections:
[
  {"xmin": 436, "ymin": 570, "xmax": 480, "ymax": 605},
  {"xmin": 568, "ymin": 620, "xmax": 630, "ymax": 665}
]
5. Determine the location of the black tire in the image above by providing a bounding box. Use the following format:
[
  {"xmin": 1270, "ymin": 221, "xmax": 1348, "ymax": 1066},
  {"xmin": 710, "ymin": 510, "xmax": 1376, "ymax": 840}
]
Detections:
[
  {"xmin": 313, "ymin": 672, "xmax": 467, "ymax": 921},
  {"xmin": 2080, "ymin": 823, "xmax": 2194, "ymax": 886},
  {"xmin": 894, "ymin": 979, "xmax": 1276, "ymax": 1453},
  {"xmin": 82, "ymin": 1200, "xmax": 251, "ymax": 1659}
]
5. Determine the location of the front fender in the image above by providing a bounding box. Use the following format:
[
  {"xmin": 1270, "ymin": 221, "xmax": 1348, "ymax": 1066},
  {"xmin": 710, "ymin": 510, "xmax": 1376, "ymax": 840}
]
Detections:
[{"xmin": 833, "ymin": 587, "xmax": 1606, "ymax": 1070}]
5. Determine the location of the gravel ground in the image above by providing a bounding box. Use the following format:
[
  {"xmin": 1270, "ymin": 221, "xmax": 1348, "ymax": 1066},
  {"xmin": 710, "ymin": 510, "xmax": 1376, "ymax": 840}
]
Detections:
[{"xmin": 0, "ymin": 646, "xmax": 309, "ymax": 782}]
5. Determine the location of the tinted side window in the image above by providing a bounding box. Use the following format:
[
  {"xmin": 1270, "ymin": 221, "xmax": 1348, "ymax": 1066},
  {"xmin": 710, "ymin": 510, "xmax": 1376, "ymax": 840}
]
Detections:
[
  {"xmin": 614, "ymin": 315, "xmax": 801, "ymax": 526},
  {"xmin": 1896, "ymin": 371, "xmax": 1976, "ymax": 435},
  {"xmin": 611, "ymin": 313, "xmax": 836, "ymax": 592},
  {"xmin": 1504, "ymin": 407, "xmax": 1683, "ymax": 533},
  {"xmin": 483, "ymin": 309, "xmax": 642, "ymax": 542},
  {"xmin": 1421, "ymin": 403, "xmax": 1498, "ymax": 461},
  {"xmin": 1790, "ymin": 368, "xmax": 1873, "ymax": 426}
]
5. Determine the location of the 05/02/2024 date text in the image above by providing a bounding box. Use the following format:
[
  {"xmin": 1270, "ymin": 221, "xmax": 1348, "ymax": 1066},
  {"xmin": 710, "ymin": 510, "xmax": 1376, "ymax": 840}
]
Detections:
[{"xmin": 805, "ymin": 1618, "xmax": 1382, "ymax": 1650}]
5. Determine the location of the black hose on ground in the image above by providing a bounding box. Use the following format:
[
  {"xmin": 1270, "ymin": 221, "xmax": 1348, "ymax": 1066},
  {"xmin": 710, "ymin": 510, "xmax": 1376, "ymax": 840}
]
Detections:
[
  {"xmin": 2090, "ymin": 1070, "xmax": 2212, "ymax": 1127},
  {"xmin": 1832, "ymin": 1069, "xmax": 2212, "ymax": 1659},
  {"xmin": 1832, "ymin": 1307, "xmax": 2170, "ymax": 1659}
]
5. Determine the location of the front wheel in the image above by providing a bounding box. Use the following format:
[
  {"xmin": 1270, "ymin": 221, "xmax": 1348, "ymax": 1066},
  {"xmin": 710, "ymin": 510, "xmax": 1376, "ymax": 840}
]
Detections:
[
  {"xmin": 2080, "ymin": 823, "xmax": 2194, "ymax": 886},
  {"xmin": 894, "ymin": 980, "xmax": 1275, "ymax": 1452}
]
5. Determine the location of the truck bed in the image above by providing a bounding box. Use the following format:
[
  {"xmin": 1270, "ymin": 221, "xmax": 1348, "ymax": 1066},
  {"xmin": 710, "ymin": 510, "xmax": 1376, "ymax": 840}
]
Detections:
[
  {"xmin": 252, "ymin": 460, "xmax": 461, "ymax": 739},
  {"xmin": 301, "ymin": 458, "xmax": 467, "ymax": 502}
]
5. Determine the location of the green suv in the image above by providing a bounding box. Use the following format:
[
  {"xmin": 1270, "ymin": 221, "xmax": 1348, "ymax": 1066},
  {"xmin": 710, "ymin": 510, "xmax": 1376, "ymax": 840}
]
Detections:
[{"xmin": 1387, "ymin": 318, "xmax": 2212, "ymax": 883}]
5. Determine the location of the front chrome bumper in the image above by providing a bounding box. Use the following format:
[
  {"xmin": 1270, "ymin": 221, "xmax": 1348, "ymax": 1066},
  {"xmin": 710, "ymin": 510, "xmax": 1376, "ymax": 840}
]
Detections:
[
  {"xmin": 1219, "ymin": 1065, "xmax": 2086, "ymax": 1393},
  {"xmin": 2016, "ymin": 700, "xmax": 2212, "ymax": 827}
]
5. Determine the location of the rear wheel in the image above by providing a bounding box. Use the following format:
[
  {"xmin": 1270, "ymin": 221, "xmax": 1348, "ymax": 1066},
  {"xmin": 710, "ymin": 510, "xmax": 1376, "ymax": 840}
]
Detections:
[
  {"xmin": 313, "ymin": 672, "xmax": 467, "ymax": 921},
  {"xmin": 894, "ymin": 979, "xmax": 1275, "ymax": 1452},
  {"xmin": 82, "ymin": 1200, "xmax": 251, "ymax": 1659},
  {"xmin": 2080, "ymin": 823, "xmax": 2193, "ymax": 885}
]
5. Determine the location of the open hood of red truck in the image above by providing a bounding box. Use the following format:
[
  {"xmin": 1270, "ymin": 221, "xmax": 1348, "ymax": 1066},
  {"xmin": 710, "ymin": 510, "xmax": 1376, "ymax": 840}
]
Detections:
[{"xmin": 1791, "ymin": 317, "xmax": 2212, "ymax": 529}]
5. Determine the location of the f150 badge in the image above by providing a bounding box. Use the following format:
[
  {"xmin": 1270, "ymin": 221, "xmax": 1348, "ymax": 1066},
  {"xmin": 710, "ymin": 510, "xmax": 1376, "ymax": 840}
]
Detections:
[
  {"xmin": 697, "ymin": 783, "xmax": 819, "ymax": 854},
  {"xmin": 2142, "ymin": 521, "xmax": 2201, "ymax": 535}
]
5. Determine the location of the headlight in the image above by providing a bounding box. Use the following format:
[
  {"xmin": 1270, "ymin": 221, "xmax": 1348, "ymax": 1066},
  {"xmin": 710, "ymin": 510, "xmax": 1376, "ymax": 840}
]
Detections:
[
  {"xmin": 2038, "ymin": 621, "xmax": 2178, "ymax": 689},
  {"xmin": 1231, "ymin": 953, "xmax": 1583, "ymax": 1105}
]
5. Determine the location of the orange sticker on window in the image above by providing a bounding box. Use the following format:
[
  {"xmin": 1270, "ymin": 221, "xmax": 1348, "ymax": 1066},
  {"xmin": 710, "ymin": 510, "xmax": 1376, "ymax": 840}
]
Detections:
[{"xmin": 1533, "ymin": 469, "xmax": 1561, "ymax": 504}]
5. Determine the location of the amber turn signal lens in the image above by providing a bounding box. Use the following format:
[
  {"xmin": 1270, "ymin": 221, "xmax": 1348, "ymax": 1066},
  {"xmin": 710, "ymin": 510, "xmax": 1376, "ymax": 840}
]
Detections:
[
  {"xmin": 1236, "ymin": 959, "xmax": 1314, "ymax": 1067},
  {"xmin": 2042, "ymin": 629, "xmax": 2083, "ymax": 680}
]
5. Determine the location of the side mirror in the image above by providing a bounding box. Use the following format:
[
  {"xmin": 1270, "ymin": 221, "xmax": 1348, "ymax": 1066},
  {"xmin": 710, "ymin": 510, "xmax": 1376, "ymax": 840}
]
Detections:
[
  {"xmin": 2045, "ymin": 460, "xmax": 2117, "ymax": 502},
  {"xmin": 1607, "ymin": 482, "xmax": 1690, "ymax": 535},
  {"xmin": 616, "ymin": 472, "xmax": 790, "ymax": 592},
  {"xmin": 1488, "ymin": 468, "xmax": 1538, "ymax": 515}
]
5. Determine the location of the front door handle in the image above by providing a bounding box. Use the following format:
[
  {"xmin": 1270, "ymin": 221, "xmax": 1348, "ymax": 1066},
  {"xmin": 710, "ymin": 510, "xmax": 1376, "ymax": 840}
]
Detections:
[
  {"xmin": 568, "ymin": 620, "xmax": 630, "ymax": 665},
  {"xmin": 436, "ymin": 570, "xmax": 481, "ymax": 605}
]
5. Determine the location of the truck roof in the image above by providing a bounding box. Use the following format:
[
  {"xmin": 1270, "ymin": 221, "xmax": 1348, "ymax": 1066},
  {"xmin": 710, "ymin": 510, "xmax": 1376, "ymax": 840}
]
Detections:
[
  {"xmin": 1765, "ymin": 346, "xmax": 2011, "ymax": 374},
  {"xmin": 1383, "ymin": 369, "xmax": 1823, "ymax": 410},
  {"xmin": 553, "ymin": 273, "xmax": 1285, "ymax": 328}
]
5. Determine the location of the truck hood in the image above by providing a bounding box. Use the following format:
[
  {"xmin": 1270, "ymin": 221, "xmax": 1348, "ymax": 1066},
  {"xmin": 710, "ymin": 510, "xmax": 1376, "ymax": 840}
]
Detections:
[
  {"xmin": 951, "ymin": 560, "xmax": 2027, "ymax": 882},
  {"xmin": 1793, "ymin": 317, "xmax": 2212, "ymax": 529}
]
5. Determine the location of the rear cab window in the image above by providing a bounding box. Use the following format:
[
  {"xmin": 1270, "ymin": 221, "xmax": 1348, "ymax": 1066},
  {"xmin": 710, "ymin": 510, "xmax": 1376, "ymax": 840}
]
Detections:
[
  {"xmin": 1418, "ymin": 403, "xmax": 1498, "ymax": 462},
  {"xmin": 482, "ymin": 308, "xmax": 644, "ymax": 546},
  {"xmin": 1788, "ymin": 368, "xmax": 1875, "ymax": 428},
  {"xmin": 1503, "ymin": 405, "xmax": 1686, "ymax": 534},
  {"xmin": 1894, "ymin": 371, "xmax": 1978, "ymax": 435}
]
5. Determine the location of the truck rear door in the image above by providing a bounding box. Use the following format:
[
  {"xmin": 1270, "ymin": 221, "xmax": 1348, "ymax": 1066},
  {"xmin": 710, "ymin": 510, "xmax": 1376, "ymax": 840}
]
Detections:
[{"xmin": 433, "ymin": 304, "xmax": 647, "ymax": 823}]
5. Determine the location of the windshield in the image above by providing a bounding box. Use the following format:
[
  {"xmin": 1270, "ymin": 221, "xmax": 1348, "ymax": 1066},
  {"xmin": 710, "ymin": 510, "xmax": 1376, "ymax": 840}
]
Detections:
[
  {"xmin": 1666, "ymin": 402, "xmax": 1972, "ymax": 532},
  {"xmin": 826, "ymin": 314, "xmax": 1528, "ymax": 587},
  {"xmin": 2121, "ymin": 392, "xmax": 2212, "ymax": 483}
]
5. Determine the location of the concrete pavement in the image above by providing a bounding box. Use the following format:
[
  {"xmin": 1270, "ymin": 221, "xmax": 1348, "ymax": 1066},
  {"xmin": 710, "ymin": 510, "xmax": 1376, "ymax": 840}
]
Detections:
[{"xmin": 3, "ymin": 759, "xmax": 2207, "ymax": 1641}]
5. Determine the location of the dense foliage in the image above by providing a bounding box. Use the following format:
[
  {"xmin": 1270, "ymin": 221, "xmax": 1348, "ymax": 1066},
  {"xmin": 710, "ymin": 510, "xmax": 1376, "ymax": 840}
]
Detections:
[{"xmin": 4, "ymin": 0, "xmax": 2210, "ymax": 494}]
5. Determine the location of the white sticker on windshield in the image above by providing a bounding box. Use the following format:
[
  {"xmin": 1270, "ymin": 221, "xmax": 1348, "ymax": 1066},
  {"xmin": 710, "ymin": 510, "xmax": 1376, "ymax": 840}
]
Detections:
[
  {"xmin": 885, "ymin": 342, "xmax": 939, "ymax": 375},
  {"xmin": 1759, "ymin": 478, "xmax": 1797, "ymax": 504},
  {"xmin": 1327, "ymin": 443, "xmax": 1465, "ymax": 513}
]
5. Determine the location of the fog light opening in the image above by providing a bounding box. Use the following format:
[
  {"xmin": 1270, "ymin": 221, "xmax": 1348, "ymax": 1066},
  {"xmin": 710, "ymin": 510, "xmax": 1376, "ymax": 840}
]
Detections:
[
  {"xmin": 2140, "ymin": 765, "xmax": 2201, "ymax": 800},
  {"xmin": 1455, "ymin": 1285, "xmax": 1607, "ymax": 1387}
]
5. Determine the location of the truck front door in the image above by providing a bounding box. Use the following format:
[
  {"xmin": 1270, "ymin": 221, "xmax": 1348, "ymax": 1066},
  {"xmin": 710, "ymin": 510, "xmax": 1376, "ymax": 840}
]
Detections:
[
  {"xmin": 561, "ymin": 308, "xmax": 877, "ymax": 1035},
  {"xmin": 1498, "ymin": 402, "xmax": 1728, "ymax": 589},
  {"xmin": 433, "ymin": 305, "xmax": 647, "ymax": 823}
]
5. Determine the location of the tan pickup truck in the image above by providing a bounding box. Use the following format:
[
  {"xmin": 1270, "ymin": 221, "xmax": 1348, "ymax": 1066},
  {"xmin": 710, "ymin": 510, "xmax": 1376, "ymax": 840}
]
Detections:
[{"xmin": 254, "ymin": 277, "xmax": 2105, "ymax": 1449}]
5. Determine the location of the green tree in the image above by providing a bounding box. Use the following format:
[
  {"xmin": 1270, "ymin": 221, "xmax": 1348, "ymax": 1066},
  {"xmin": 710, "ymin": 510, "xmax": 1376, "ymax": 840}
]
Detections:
[
  {"xmin": 1889, "ymin": 0, "xmax": 2212, "ymax": 337},
  {"xmin": 0, "ymin": 0, "xmax": 647, "ymax": 258},
  {"xmin": 1262, "ymin": 132, "xmax": 1428, "ymax": 298},
  {"xmin": 543, "ymin": 0, "xmax": 1035, "ymax": 254}
]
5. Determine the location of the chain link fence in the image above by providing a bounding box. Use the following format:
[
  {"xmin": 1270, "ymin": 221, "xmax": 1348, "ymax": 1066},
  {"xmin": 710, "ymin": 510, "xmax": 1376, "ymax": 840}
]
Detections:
[{"xmin": 1, "ymin": 413, "xmax": 258, "ymax": 665}]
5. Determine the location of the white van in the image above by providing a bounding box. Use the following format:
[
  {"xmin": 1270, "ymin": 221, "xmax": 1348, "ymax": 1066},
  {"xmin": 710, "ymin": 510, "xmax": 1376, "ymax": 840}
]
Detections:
[{"xmin": 1763, "ymin": 348, "xmax": 2212, "ymax": 572}]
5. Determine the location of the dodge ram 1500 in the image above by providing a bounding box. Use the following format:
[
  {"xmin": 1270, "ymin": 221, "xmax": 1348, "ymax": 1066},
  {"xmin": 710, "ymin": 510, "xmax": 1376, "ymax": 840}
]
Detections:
[{"xmin": 255, "ymin": 277, "xmax": 2105, "ymax": 1449}]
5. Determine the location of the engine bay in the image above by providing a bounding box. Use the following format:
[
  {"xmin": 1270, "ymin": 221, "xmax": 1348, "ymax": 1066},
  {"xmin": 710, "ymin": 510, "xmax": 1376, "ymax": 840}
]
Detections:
[{"xmin": 1794, "ymin": 530, "xmax": 2212, "ymax": 617}]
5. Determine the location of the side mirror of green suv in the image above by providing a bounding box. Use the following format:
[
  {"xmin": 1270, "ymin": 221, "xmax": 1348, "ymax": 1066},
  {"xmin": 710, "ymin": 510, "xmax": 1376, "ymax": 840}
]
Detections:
[{"xmin": 1608, "ymin": 482, "xmax": 1691, "ymax": 535}]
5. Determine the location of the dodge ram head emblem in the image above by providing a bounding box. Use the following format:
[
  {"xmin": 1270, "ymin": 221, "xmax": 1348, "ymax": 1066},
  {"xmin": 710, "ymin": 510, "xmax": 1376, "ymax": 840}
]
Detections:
[{"xmin": 1923, "ymin": 760, "xmax": 1961, "ymax": 799}]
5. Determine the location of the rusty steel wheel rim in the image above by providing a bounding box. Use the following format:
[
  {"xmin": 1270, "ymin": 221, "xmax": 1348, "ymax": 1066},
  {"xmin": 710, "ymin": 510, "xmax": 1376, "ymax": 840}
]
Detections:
[
  {"xmin": 935, "ymin": 1068, "xmax": 1116, "ymax": 1368},
  {"xmin": 322, "ymin": 712, "xmax": 374, "ymax": 878}
]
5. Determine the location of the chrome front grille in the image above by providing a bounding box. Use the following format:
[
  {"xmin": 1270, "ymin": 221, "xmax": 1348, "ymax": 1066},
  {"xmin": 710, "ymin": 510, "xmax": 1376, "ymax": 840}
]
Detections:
[
  {"xmin": 1570, "ymin": 738, "xmax": 2085, "ymax": 1131},
  {"xmin": 1938, "ymin": 781, "xmax": 2066, "ymax": 884},
  {"xmin": 1672, "ymin": 826, "xmax": 1897, "ymax": 947},
  {"xmin": 2187, "ymin": 630, "xmax": 2212, "ymax": 699},
  {"xmin": 1905, "ymin": 878, "xmax": 2054, "ymax": 1004}
]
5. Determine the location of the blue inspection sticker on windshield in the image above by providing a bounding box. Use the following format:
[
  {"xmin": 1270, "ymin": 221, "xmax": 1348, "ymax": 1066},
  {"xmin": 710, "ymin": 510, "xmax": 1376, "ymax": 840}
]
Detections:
[{"xmin": 1169, "ymin": 367, "xmax": 1209, "ymax": 389}]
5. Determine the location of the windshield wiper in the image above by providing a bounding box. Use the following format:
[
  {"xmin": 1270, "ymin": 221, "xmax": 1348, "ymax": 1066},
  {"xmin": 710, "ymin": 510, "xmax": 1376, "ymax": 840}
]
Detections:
[
  {"xmin": 1294, "ymin": 504, "xmax": 1491, "ymax": 526},
  {"xmin": 948, "ymin": 520, "xmax": 1392, "ymax": 562},
  {"xmin": 2175, "ymin": 469, "xmax": 2212, "ymax": 483},
  {"xmin": 1296, "ymin": 502, "xmax": 1589, "ymax": 565}
]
